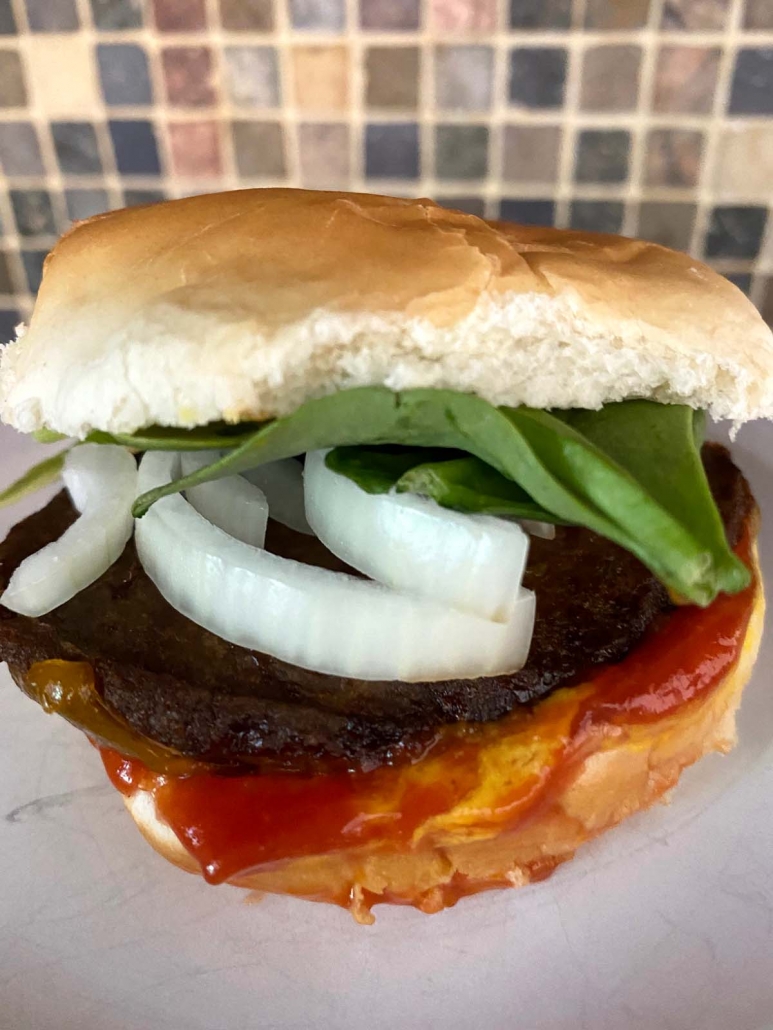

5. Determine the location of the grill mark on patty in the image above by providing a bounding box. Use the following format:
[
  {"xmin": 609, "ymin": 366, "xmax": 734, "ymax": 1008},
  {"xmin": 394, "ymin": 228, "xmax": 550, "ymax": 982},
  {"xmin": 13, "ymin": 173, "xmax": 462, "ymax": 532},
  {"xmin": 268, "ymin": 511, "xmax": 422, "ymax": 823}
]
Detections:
[{"xmin": 0, "ymin": 443, "xmax": 754, "ymax": 771}]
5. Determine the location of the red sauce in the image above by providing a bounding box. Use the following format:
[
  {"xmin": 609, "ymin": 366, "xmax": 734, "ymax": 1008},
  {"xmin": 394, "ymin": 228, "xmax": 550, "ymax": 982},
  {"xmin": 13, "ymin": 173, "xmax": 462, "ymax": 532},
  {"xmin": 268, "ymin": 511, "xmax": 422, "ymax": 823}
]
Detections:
[{"xmin": 94, "ymin": 528, "xmax": 758, "ymax": 911}]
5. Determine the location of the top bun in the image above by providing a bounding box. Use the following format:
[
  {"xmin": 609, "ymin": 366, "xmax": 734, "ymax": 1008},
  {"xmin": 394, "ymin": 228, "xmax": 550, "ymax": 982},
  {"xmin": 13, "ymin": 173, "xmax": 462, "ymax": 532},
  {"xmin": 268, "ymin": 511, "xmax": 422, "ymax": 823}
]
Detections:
[{"xmin": 1, "ymin": 188, "xmax": 771, "ymax": 438}]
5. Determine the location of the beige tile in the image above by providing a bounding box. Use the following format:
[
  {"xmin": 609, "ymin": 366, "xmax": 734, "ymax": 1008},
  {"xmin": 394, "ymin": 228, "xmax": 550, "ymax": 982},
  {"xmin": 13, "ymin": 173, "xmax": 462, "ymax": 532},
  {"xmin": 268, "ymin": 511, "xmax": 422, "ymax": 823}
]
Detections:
[
  {"xmin": 714, "ymin": 124, "xmax": 773, "ymax": 199},
  {"xmin": 24, "ymin": 37, "xmax": 99, "ymax": 117},
  {"xmin": 292, "ymin": 45, "xmax": 349, "ymax": 113}
]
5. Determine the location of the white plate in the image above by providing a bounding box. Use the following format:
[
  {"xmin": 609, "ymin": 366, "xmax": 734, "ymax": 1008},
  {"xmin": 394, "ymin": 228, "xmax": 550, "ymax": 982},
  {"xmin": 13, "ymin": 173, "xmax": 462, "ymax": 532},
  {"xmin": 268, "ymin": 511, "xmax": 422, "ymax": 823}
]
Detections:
[{"xmin": 0, "ymin": 422, "xmax": 771, "ymax": 1030}]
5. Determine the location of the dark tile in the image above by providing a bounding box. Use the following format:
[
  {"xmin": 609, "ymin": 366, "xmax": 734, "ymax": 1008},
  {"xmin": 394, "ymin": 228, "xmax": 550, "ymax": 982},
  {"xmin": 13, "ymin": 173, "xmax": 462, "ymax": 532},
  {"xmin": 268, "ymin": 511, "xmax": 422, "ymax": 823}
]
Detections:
[
  {"xmin": 0, "ymin": 250, "xmax": 12, "ymax": 292},
  {"xmin": 109, "ymin": 121, "xmax": 161, "ymax": 175},
  {"xmin": 0, "ymin": 0, "xmax": 17, "ymax": 34},
  {"xmin": 435, "ymin": 124, "xmax": 488, "ymax": 180},
  {"xmin": 638, "ymin": 202, "xmax": 696, "ymax": 251},
  {"xmin": 653, "ymin": 45, "xmax": 719, "ymax": 114},
  {"xmin": 232, "ymin": 121, "xmax": 285, "ymax": 176},
  {"xmin": 744, "ymin": 0, "xmax": 773, "ymax": 29},
  {"xmin": 499, "ymin": 199, "xmax": 556, "ymax": 226},
  {"xmin": 509, "ymin": 48, "xmax": 567, "ymax": 109},
  {"xmin": 0, "ymin": 50, "xmax": 27, "ymax": 107},
  {"xmin": 644, "ymin": 128, "xmax": 703, "ymax": 187},
  {"xmin": 25, "ymin": 0, "xmax": 79, "ymax": 31},
  {"xmin": 97, "ymin": 44, "xmax": 152, "ymax": 106},
  {"xmin": 705, "ymin": 206, "xmax": 768, "ymax": 258},
  {"xmin": 360, "ymin": 0, "xmax": 419, "ymax": 30},
  {"xmin": 0, "ymin": 123, "xmax": 43, "ymax": 176},
  {"xmin": 661, "ymin": 0, "xmax": 729, "ymax": 29},
  {"xmin": 365, "ymin": 123, "xmax": 419, "ymax": 179},
  {"xmin": 51, "ymin": 122, "xmax": 102, "ymax": 175},
  {"xmin": 298, "ymin": 123, "xmax": 349, "ymax": 187},
  {"xmin": 21, "ymin": 249, "xmax": 47, "ymax": 292},
  {"xmin": 366, "ymin": 47, "xmax": 419, "ymax": 109},
  {"xmin": 729, "ymin": 49, "xmax": 773, "ymax": 115},
  {"xmin": 585, "ymin": 0, "xmax": 650, "ymax": 27},
  {"xmin": 290, "ymin": 0, "xmax": 345, "ymax": 29},
  {"xmin": 580, "ymin": 45, "xmax": 642, "ymax": 112},
  {"xmin": 168, "ymin": 121, "xmax": 222, "ymax": 177},
  {"xmin": 90, "ymin": 0, "xmax": 143, "ymax": 29},
  {"xmin": 152, "ymin": 0, "xmax": 206, "ymax": 30},
  {"xmin": 123, "ymin": 188, "xmax": 166, "ymax": 207},
  {"xmin": 224, "ymin": 47, "xmax": 279, "ymax": 107},
  {"xmin": 435, "ymin": 196, "xmax": 485, "ymax": 218},
  {"xmin": 65, "ymin": 188, "xmax": 109, "ymax": 221},
  {"xmin": 724, "ymin": 272, "xmax": 752, "ymax": 295},
  {"xmin": 0, "ymin": 310, "xmax": 21, "ymax": 340},
  {"xmin": 162, "ymin": 47, "xmax": 216, "ymax": 107},
  {"xmin": 435, "ymin": 45, "xmax": 493, "ymax": 112},
  {"xmin": 510, "ymin": 0, "xmax": 570, "ymax": 28},
  {"xmin": 502, "ymin": 124, "xmax": 561, "ymax": 183},
  {"xmin": 10, "ymin": 189, "xmax": 57, "ymax": 236},
  {"xmin": 219, "ymin": 0, "xmax": 273, "ymax": 29},
  {"xmin": 570, "ymin": 201, "xmax": 625, "ymax": 234},
  {"xmin": 575, "ymin": 130, "xmax": 630, "ymax": 183}
]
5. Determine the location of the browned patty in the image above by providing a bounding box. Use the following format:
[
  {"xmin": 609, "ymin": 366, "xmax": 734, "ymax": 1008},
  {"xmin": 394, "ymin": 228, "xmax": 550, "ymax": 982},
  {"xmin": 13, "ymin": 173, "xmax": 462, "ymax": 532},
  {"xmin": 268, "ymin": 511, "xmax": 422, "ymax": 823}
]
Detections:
[{"xmin": 0, "ymin": 444, "xmax": 753, "ymax": 771}]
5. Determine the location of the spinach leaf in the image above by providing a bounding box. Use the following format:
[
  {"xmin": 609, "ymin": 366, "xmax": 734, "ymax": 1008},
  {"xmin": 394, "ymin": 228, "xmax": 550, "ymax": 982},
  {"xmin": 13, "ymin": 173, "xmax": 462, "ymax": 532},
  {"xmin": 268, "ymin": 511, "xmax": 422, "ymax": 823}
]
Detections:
[{"xmin": 0, "ymin": 448, "xmax": 71, "ymax": 509}]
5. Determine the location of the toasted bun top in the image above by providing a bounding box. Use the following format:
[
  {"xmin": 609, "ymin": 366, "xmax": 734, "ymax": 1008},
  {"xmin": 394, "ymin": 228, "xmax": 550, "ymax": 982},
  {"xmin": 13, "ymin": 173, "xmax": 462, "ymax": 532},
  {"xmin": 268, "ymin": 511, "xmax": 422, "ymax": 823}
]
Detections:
[{"xmin": 1, "ymin": 188, "xmax": 772, "ymax": 437}]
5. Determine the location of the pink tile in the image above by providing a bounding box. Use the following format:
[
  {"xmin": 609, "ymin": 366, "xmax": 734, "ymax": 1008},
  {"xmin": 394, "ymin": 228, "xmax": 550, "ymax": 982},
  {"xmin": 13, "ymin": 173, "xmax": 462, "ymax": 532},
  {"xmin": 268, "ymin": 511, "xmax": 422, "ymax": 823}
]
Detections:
[
  {"xmin": 153, "ymin": 0, "xmax": 207, "ymax": 30},
  {"xmin": 168, "ymin": 121, "xmax": 223, "ymax": 177},
  {"xmin": 430, "ymin": 0, "xmax": 496, "ymax": 32},
  {"xmin": 162, "ymin": 46, "xmax": 216, "ymax": 107}
]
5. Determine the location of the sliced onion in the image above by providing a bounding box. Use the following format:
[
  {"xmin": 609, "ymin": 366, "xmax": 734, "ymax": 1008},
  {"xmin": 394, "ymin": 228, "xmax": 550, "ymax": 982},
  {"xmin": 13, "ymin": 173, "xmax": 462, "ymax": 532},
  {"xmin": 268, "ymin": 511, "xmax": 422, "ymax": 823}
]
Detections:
[
  {"xmin": 518, "ymin": 519, "xmax": 556, "ymax": 540},
  {"xmin": 243, "ymin": 459, "xmax": 313, "ymax": 535},
  {"xmin": 135, "ymin": 452, "xmax": 535, "ymax": 682},
  {"xmin": 303, "ymin": 450, "xmax": 530, "ymax": 622},
  {"xmin": 181, "ymin": 452, "xmax": 268, "ymax": 548},
  {"xmin": 1, "ymin": 444, "xmax": 137, "ymax": 617}
]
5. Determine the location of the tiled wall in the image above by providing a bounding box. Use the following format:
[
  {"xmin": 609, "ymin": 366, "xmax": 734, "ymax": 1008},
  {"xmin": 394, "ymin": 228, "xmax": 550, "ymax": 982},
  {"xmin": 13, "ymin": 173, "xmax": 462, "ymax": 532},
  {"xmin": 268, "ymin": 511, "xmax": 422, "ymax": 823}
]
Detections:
[{"xmin": 0, "ymin": 0, "xmax": 772, "ymax": 337}]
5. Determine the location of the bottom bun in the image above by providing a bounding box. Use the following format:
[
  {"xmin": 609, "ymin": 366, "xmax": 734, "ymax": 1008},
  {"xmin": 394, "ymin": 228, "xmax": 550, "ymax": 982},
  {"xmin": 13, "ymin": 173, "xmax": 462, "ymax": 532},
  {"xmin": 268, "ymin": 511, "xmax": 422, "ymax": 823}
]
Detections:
[{"xmin": 123, "ymin": 558, "xmax": 765, "ymax": 923}]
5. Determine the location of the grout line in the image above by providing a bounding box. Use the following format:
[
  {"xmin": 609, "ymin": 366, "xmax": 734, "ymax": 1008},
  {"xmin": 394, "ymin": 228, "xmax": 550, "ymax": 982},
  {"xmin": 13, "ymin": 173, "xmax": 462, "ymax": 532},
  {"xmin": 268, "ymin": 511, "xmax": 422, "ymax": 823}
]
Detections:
[
  {"xmin": 345, "ymin": 0, "xmax": 364, "ymax": 190},
  {"xmin": 553, "ymin": 0, "xmax": 588, "ymax": 228}
]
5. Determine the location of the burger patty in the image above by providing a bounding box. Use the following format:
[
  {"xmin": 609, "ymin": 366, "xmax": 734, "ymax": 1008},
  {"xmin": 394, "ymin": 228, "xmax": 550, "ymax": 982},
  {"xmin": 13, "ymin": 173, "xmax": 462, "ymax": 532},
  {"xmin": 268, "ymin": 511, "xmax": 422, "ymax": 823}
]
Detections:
[{"xmin": 0, "ymin": 444, "xmax": 753, "ymax": 771}]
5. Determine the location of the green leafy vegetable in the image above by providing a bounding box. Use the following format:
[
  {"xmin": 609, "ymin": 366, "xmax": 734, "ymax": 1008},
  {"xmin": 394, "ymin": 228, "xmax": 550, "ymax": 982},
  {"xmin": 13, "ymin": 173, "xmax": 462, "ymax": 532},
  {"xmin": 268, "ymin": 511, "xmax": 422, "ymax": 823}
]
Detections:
[{"xmin": 0, "ymin": 448, "xmax": 71, "ymax": 509}]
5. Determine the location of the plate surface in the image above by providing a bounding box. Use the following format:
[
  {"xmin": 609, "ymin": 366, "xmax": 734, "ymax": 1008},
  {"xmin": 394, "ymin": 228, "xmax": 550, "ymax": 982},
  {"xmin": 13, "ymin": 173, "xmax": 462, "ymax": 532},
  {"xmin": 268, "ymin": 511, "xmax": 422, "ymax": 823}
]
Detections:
[{"xmin": 0, "ymin": 422, "xmax": 771, "ymax": 1030}]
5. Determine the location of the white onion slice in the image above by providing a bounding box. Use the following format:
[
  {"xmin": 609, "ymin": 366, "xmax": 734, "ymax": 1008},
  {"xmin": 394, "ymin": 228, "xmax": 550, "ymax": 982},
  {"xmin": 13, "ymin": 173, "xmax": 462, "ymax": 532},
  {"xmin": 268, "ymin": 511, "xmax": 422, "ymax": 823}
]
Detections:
[
  {"xmin": 303, "ymin": 450, "xmax": 530, "ymax": 622},
  {"xmin": 135, "ymin": 452, "xmax": 535, "ymax": 682},
  {"xmin": 243, "ymin": 459, "xmax": 313, "ymax": 536},
  {"xmin": 182, "ymin": 452, "xmax": 268, "ymax": 548},
  {"xmin": 1, "ymin": 445, "xmax": 137, "ymax": 617},
  {"xmin": 518, "ymin": 519, "xmax": 556, "ymax": 541}
]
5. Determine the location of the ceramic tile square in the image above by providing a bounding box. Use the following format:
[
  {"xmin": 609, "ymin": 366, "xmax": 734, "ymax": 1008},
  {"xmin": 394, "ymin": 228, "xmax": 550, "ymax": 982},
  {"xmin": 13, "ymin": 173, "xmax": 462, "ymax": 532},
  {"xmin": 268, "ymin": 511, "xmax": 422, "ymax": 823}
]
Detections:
[
  {"xmin": 499, "ymin": 198, "xmax": 555, "ymax": 226},
  {"xmin": 123, "ymin": 188, "xmax": 166, "ymax": 206},
  {"xmin": 360, "ymin": 0, "xmax": 419, "ymax": 31},
  {"xmin": 21, "ymin": 250, "xmax": 45, "ymax": 291},
  {"xmin": 0, "ymin": 50, "xmax": 27, "ymax": 108},
  {"xmin": 661, "ymin": 0, "xmax": 729, "ymax": 30},
  {"xmin": 26, "ymin": 37, "xmax": 99, "ymax": 117},
  {"xmin": 65, "ymin": 188, "xmax": 109, "ymax": 222},
  {"xmin": 652, "ymin": 46, "xmax": 719, "ymax": 114},
  {"xmin": 162, "ymin": 47, "xmax": 216, "ymax": 107},
  {"xmin": 153, "ymin": 0, "xmax": 206, "ymax": 30},
  {"xmin": 502, "ymin": 124, "xmax": 561, "ymax": 183},
  {"xmin": 575, "ymin": 130, "xmax": 630, "ymax": 183},
  {"xmin": 11, "ymin": 189, "xmax": 57, "ymax": 236},
  {"xmin": 219, "ymin": 0, "xmax": 273, "ymax": 29},
  {"xmin": 725, "ymin": 272, "xmax": 752, "ymax": 294},
  {"xmin": 51, "ymin": 122, "xmax": 102, "ymax": 175},
  {"xmin": 509, "ymin": 48, "xmax": 567, "ymax": 109},
  {"xmin": 90, "ymin": 0, "xmax": 143, "ymax": 30},
  {"xmin": 366, "ymin": 47, "xmax": 419, "ymax": 109},
  {"xmin": 638, "ymin": 202, "xmax": 695, "ymax": 251},
  {"xmin": 0, "ymin": 250, "xmax": 12, "ymax": 292},
  {"xmin": 435, "ymin": 124, "xmax": 488, "ymax": 180},
  {"xmin": 0, "ymin": 123, "xmax": 43, "ymax": 176},
  {"xmin": 290, "ymin": 0, "xmax": 345, "ymax": 30},
  {"xmin": 224, "ymin": 47, "xmax": 279, "ymax": 108},
  {"xmin": 292, "ymin": 46, "xmax": 349, "ymax": 113},
  {"xmin": 435, "ymin": 196, "xmax": 485, "ymax": 216},
  {"xmin": 570, "ymin": 200, "xmax": 624, "ymax": 234},
  {"xmin": 714, "ymin": 125, "xmax": 773, "ymax": 199},
  {"xmin": 729, "ymin": 50, "xmax": 773, "ymax": 115},
  {"xmin": 168, "ymin": 121, "xmax": 222, "ymax": 177},
  {"xmin": 97, "ymin": 44, "xmax": 152, "ymax": 106},
  {"xmin": 25, "ymin": 0, "xmax": 78, "ymax": 32},
  {"xmin": 0, "ymin": 310, "xmax": 20, "ymax": 338},
  {"xmin": 429, "ymin": 0, "xmax": 495, "ymax": 31},
  {"xmin": 744, "ymin": 0, "xmax": 773, "ymax": 29},
  {"xmin": 644, "ymin": 128, "xmax": 703, "ymax": 187},
  {"xmin": 109, "ymin": 120, "xmax": 161, "ymax": 175},
  {"xmin": 298, "ymin": 123, "xmax": 350, "ymax": 187},
  {"xmin": 232, "ymin": 121, "xmax": 285, "ymax": 177},
  {"xmin": 365, "ymin": 123, "xmax": 419, "ymax": 179},
  {"xmin": 706, "ymin": 206, "xmax": 768, "ymax": 258},
  {"xmin": 580, "ymin": 46, "xmax": 642, "ymax": 112},
  {"xmin": 584, "ymin": 0, "xmax": 650, "ymax": 28},
  {"xmin": 435, "ymin": 45, "xmax": 493, "ymax": 112},
  {"xmin": 0, "ymin": 0, "xmax": 16, "ymax": 34},
  {"xmin": 509, "ymin": 0, "xmax": 571, "ymax": 29}
]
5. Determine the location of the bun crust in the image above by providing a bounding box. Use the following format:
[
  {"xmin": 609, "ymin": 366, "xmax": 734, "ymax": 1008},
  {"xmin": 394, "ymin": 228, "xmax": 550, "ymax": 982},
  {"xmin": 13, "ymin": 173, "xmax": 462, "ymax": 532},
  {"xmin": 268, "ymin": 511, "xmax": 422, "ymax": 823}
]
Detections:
[
  {"xmin": 122, "ymin": 554, "xmax": 765, "ymax": 923},
  {"xmin": 2, "ymin": 189, "xmax": 772, "ymax": 437}
]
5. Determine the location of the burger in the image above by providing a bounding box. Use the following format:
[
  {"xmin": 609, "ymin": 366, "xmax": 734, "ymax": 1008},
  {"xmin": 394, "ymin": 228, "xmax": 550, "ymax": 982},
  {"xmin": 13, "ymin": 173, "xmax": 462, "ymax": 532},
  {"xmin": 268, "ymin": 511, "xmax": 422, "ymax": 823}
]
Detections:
[{"xmin": 0, "ymin": 189, "xmax": 770, "ymax": 923}]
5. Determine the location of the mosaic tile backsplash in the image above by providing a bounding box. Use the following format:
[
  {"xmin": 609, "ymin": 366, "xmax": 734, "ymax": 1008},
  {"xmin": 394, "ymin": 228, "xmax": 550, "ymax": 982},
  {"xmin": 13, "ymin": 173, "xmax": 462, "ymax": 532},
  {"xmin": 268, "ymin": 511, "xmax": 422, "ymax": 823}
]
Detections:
[{"xmin": 0, "ymin": 0, "xmax": 772, "ymax": 338}]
